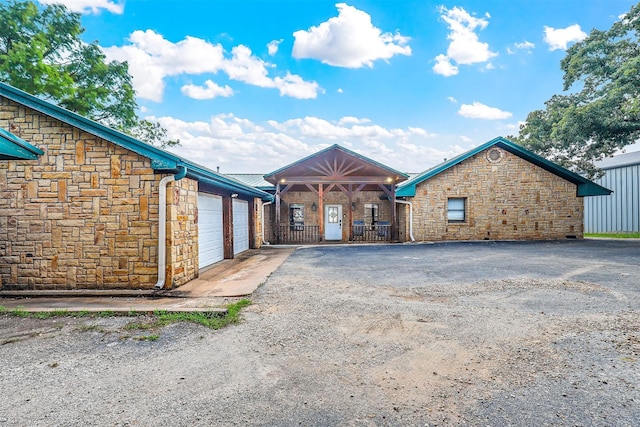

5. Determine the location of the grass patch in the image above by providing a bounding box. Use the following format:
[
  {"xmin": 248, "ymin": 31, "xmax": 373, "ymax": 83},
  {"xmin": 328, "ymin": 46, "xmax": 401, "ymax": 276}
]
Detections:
[
  {"xmin": 154, "ymin": 298, "xmax": 252, "ymax": 330},
  {"xmin": 585, "ymin": 232, "xmax": 640, "ymax": 239},
  {"xmin": 0, "ymin": 299, "xmax": 252, "ymax": 341}
]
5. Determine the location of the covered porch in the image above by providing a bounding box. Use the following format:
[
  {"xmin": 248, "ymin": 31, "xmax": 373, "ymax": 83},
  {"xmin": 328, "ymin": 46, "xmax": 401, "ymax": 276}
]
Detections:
[{"xmin": 263, "ymin": 145, "xmax": 408, "ymax": 244}]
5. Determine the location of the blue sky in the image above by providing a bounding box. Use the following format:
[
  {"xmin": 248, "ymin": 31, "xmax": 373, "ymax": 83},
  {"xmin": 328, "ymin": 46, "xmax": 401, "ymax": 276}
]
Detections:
[{"xmin": 38, "ymin": 0, "xmax": 640, "ymax": 173}]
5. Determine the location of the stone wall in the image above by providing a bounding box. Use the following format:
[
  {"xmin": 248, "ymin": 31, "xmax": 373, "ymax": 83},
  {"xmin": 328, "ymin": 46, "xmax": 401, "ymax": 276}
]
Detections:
[
  {"xmin": 410, "ymin": 147, "xmax": 584, "ymax": 241},
  {"xmin": 166, "ymin": 178, "xmax": 198, "ymax": 287},
  {"xmin": 252, "ymin": 197, "xmax": 263, "ymax": 248},
  {"xmin": 0, "ymin": 97, "xmax": 199, "ymax": 289}
]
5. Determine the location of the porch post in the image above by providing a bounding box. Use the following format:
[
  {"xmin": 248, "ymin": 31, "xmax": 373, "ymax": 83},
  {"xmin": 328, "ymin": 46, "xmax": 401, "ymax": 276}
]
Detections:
[
  {"xmin": 391, "ymin": 184, "xmax": 397, "ymax": 241},
  {"xmin": 318, "ymin": 184, "xmax": 324, "ymax": 242},
  {"xmin": 347, "ymin": 184, "xmax": 353, "ymax": 241},
  {"xmin": 275, "ymin": 183, "xmax": 281, "ymax": 244}
]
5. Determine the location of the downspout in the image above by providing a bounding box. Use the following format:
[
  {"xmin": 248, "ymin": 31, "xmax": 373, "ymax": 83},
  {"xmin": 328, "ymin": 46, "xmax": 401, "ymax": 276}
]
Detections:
[
  {"xmin": 395, "ymin": 199, "xmax": 415, "ymax": 242},
  {"xmin": 154, "ymin": 166, "xmax": 187, "ymax": 290},
  {"xmin": 261, "ymin": 201, "xmax": 273, "ymax": 245}
]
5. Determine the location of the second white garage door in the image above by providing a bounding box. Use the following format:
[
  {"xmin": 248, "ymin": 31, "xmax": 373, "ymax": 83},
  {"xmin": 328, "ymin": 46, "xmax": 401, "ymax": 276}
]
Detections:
[
  {"xmin": 198, "ymin": 193, "xmax": 223, "ymax": 269},
  {"xmin": 233, "ymin": 199, "xmax": 249, "ymax": 255}
]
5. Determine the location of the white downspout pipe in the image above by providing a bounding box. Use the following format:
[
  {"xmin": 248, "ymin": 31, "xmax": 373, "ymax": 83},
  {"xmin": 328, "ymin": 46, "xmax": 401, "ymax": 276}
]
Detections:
[
  {"xmin": 154, "ymin": 166, "xmax": 187, "ymax": 290},
  {"xmin": 395, "ymin": 199, "xmax": 415, "ymax": 242},
  {"xmin": 261, "ymin": 201, "xmax": 273, "ymax": 245}
]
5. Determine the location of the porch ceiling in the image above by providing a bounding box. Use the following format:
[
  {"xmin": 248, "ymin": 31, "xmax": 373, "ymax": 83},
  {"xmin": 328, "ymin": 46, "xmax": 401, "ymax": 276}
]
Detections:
[{"xmin": 264, "ymin": 144, "xmax": 408, "ymax": 187}]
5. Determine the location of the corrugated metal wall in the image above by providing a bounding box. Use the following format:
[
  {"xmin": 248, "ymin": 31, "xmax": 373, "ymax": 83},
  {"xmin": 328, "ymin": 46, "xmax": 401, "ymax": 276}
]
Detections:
[{"xmin": 584, "ymin": 164, "xmax": 640, "ymax": 232}]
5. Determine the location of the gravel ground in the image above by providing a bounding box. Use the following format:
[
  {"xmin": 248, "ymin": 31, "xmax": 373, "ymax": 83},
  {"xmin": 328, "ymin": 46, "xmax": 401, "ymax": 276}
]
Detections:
[{"xmin": 1, "ymin": 240, "xmax": 639, "ymax": 426}]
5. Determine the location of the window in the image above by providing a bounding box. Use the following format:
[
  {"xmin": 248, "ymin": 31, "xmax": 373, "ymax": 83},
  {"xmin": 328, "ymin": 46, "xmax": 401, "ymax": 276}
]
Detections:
[
  {"xmin": 364, "ymin": 203, "xmax": 379, "ymax": 225},
  {"xmin": 447, "ymin": 198, "xmax": 466, "ymax": 222},
  {"xmin": 289, "ymin": 204, "xmax": 304, "ymax": 230}
]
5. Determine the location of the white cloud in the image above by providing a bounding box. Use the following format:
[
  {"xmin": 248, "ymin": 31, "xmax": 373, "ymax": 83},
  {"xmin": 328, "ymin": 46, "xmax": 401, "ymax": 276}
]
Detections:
[
  {"xmin": 433, "ymin": 6, "xmax": 497, "ymax": 76},
  {"xmin": 543, "ymin": 25, "xmax": 587, "ymax": 51},
  {"xmin": 447, "ymin": 96, "xmax": 458, "ymax": 103},
  {"xmin": 181, "ymin": 80, "xmax": 234, "ymax": 100},
  {"xmin": 102, "ymin": 30, "xmax": 320, "ymax": 101},
  {"xmin": 267, "ymin": 39, "xmax": 283, "ymax": 56},
  {"xmin": 38, "ymin": 0, "xmax": 123, "ymax": 14},
  {"xmin": 433, "ymin": 54, "xmax": 459, "ymax": 76},
  {"xmin": 156, "ymin": 113, "xmax": 461, "ymax": 173},
  {"xmin": 337, "ymin": 88, "xmax": 344, "ymax": 93},
  {"xmin": 292, "ymin": 3, "xmax": 411, "ymax": 68},
  {"xmin": 458, "ymin": 101, "xmax": 512, "ymax": 120},
  {"xmin": 338, "ymin": 116, "xmax": 371, "ymax": 125},
  {"xmin": 515, "ymin": 41, "xmax": 535, "ymax": 50}
]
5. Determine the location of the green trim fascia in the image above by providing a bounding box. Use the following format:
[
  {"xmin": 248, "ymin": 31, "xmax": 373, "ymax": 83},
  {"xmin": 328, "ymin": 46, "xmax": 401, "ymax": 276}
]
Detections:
[
  {"xmin": 0, "ymin": 82, "xmax": 272, "ymax": 201},
  {"xmin": 0, "ymin": 127, "xmax": 44, "ymax": 160},
  {"xmin": 264, "ymin": 143, "xmax": 409, "ymax": 180},
  {"xmin": 185, "ymin": 164, "xmax": 274, "ymax": 201},
  {"xmin": 397, "ymin": 137, "xmax": 611, "ymax": 197}
]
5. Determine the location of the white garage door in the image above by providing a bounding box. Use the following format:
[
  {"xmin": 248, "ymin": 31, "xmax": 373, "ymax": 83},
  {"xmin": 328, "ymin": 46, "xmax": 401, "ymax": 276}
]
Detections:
[
  {"xmin": 233, "ymin": 199, "xmax": 249, "ymax": 255},
  {"xmin": 198, "ymin": 193, "xmax": 223, "ymax": 269}
]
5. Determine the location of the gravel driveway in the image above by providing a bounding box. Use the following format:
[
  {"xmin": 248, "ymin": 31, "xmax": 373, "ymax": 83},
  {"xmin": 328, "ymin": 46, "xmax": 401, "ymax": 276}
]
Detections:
[{"xmin": 1, "ymin": 240, "xmax": 639, "ymax": 426}]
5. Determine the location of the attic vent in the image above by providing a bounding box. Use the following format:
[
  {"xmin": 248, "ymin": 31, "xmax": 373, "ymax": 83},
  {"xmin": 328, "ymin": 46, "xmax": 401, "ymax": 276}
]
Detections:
[{"xmin": 486, "ymin": 148, "xmax": 503, "ymax": 163}]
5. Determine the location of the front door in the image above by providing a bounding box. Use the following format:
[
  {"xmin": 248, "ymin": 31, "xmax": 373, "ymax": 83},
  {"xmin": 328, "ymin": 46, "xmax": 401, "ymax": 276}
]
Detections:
[{"xmin": 325, "ymin": 204, "xmax": 342, "ymax": 241}]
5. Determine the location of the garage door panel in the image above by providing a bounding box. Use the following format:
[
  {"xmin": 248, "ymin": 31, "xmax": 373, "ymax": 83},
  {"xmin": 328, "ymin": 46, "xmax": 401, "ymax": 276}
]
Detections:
[
  {"xmin": 198, "ymin": 193, "xmax": 223, "ymax": 268},
  {"xmin": 233, "ymin": 199, "xmax": 249, "ymax": 255}
]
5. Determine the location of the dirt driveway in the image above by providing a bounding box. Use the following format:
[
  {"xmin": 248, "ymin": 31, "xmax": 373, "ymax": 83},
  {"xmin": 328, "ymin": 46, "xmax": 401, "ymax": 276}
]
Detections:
[{"xmin": 1, "ymin": 240, "xmax": 639, "ymax": 426}]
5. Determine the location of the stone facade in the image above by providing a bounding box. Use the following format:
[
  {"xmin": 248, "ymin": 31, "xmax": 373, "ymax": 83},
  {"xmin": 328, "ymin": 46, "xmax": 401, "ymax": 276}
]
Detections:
[
  {"xmin": 0, "ymin": 97, "xmax": 200, "ymax": 289},
  {"xmin": 408, "ymin": 147, "xmax": 584, "ymax": 241},
  {"xmin": 166, "ymin": 177, "xmax": 198, "ymax": 287}
]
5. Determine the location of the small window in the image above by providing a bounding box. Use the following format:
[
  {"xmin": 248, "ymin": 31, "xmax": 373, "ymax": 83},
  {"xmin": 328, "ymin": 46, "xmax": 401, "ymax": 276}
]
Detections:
[
  {"xmin": 364, "ymin": 203, "xmax": 379, "ymax": 225},
  {"xmin": 290, "ymin": 204, "xmax": 304, "ymax": 230},
  {"xmin": 447, "ymin": 198, "xmax": 466, "ymax": 222}
]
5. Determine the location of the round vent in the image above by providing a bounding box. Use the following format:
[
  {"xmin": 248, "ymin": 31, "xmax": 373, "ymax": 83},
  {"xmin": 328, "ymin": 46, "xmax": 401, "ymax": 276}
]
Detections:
[{"xmin": 486, "ymin": 148, "xmax": 503, "ymax": 163}]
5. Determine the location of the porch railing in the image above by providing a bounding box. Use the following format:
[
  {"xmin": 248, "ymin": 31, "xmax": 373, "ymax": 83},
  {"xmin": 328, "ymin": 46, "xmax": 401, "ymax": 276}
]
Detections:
[
  {"xmin": 351, "ymin": 222, "xmax": 392, "ymax": 242},
  {"xmin": 273, "ymin": 223, "xmax": 393, "ymax": 244},
  {"xmin": 276, "ymin": 225, "xmax": 321, "ymax": 244}
]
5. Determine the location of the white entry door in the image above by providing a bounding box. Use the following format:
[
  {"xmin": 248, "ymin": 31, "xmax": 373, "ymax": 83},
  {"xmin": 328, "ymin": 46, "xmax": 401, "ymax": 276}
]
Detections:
[{"xmin": 324, "ymin": 204, "xmax": 342, "ymax": 241}]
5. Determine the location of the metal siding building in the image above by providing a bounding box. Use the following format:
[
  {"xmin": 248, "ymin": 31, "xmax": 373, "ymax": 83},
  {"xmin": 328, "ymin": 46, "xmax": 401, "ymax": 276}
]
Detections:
[{"xmin": 584, "ymin": 151, "xmax": 640, "ymax": 233}]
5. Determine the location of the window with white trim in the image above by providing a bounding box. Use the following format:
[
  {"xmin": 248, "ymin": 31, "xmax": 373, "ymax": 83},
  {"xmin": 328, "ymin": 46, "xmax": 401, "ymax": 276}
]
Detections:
[{"xmin": 447, "ymin": 198, "xmax": 466, "ymax": 222}]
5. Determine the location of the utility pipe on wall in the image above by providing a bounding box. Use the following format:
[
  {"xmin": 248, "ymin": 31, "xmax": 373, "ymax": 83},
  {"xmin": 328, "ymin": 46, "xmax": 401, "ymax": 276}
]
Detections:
[
  {"xmin": 261, "ymin": 201, "xmax": 273, "ymax": 245},
  {"xmin": 395, "ymin": 199, "xmax": 415, "ymax": 242},
  {"xmin": 154, "ymin": 166, "xmax": 187, "ymax": 290}
]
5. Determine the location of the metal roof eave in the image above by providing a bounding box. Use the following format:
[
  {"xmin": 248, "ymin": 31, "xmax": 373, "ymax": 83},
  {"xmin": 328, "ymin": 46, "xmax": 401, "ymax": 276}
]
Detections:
[
  {"xmin": 0, "ymin": 127, "xmax": 44, "ymax": 160},
  {"xmin": 185, "ymin": 165, "xmax": 274, "ymax": 201},
  {"xmin": 398, "ymin": 136, "xmax": 612, "ymax": 198},
  {"xmin": 1, "ymin": 82, "xmax": 271, "ymax": 200}
]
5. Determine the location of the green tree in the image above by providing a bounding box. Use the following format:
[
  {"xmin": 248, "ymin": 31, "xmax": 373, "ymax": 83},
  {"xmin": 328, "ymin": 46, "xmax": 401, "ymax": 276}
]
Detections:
[
  {"xmin": 0, "ymin": 0, "xmax": 178, "ymax": 148},
  {"xmin": 511, "ymin": 2, "xmax": 640, "ymax": 178}
]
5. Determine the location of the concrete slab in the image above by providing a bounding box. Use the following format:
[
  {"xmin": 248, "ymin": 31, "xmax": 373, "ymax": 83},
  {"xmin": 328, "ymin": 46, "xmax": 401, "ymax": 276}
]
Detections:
[
  {"xmin": 169, "ymin": 246, "xmax": 294, "ymax": 298},
  {"xmin": 0, "ymin": 247, "xmax": 294, "ymax": 313}
]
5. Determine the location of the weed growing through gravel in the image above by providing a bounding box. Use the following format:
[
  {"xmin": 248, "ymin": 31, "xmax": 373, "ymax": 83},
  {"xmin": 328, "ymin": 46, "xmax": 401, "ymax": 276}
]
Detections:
[{"xmin": 0, "ymin": 299, "xmax": 252, "ymax": 341}]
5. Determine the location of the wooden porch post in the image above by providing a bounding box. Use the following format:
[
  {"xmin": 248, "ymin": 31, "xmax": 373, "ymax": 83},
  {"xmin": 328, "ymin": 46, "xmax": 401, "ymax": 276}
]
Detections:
[
  {"xmin": 275, "ymin": 183, "xmax": 281, "ymax": 244},
  {"xmin": 391, "ymin": 184, "xmax": 397, "ymax": 241},
  {"xmin": 318, "ymin": 184, "xmax": 324, "ymax": 241},
  {"xmin": 347, "ymin": 184, "xmax": 353, "ymax": 241}
]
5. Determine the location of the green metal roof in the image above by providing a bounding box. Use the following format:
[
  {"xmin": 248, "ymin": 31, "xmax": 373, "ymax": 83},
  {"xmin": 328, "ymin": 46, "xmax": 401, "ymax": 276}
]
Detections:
[
  {"xmin": 396, "ymin": 136, "xmax": 612, "ymax": 198},
  {"xmin": 0, "ymin": 127, "xmax": 44, "ymax": 160},
  {"xmin": 226, "ymin": 174, "xmax": 275, "ymax": 191},
  {"xmin": 0, "ymin": 82, "xmax": 272, "ymax": 201}
]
